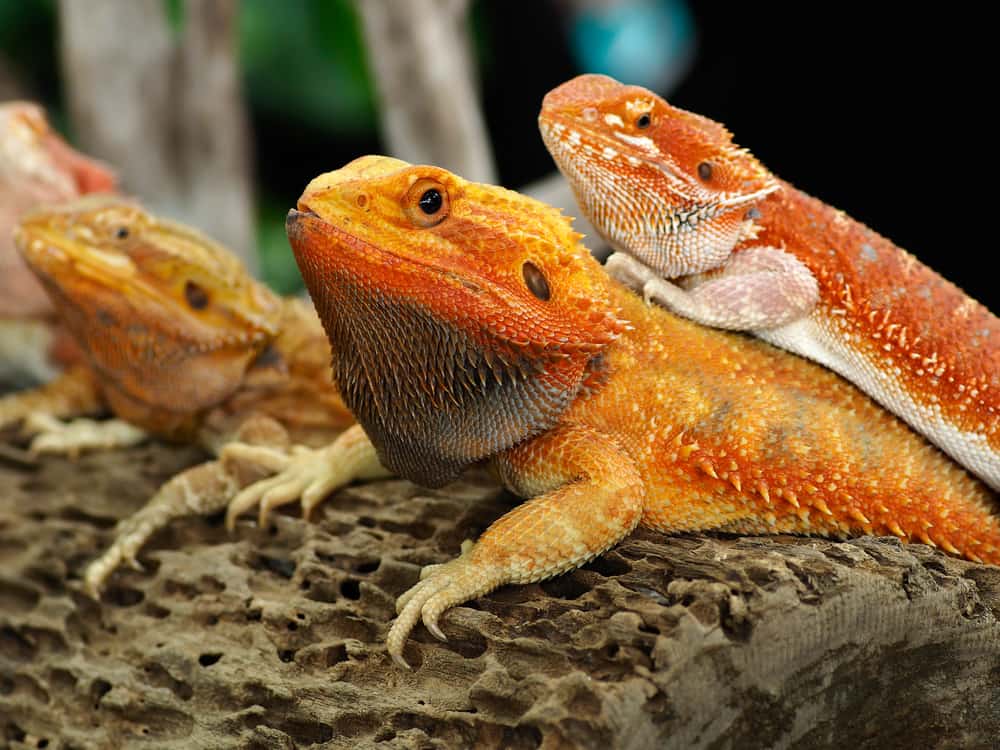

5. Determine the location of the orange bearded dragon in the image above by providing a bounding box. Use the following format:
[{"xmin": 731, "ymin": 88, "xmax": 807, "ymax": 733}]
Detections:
[
  {"xmin": 0, "ymin": 195, "xmax": 354, "ymax": 594},
  {"xmin": 0, "ymin": 102, "xmax": 117, "ymax": 385},
  {"xmin": 538, "ymin": 74, "xmax": 999, "ymax": 491},
  {"xmin": 222, "ymin": 156, "xmax": 999, "ymax": 667}
]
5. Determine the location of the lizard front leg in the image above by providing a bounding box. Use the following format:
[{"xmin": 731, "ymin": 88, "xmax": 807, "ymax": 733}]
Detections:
[
  {"xmin": 387, "ymin": 425, "xmax": 644, "ymax": 668},
  {"xmin": 606, "ymin": 247, "xmax": 819, "ymax": 330},
  {"xmin": 24, "ymin": 414, "xmax": 148, "ymax": 457},
  {"xmin": 0, "ymin": 365, "xmax": 103, "ymax": 431},
  {"xmin": 83, "ymin": 414, "xmax": 292, "ymax": 595}
]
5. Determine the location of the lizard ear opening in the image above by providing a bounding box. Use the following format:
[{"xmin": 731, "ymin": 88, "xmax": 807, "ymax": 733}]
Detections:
[
  {"xmin": 522, "ymin": 261, "xmax": 551, "ymax": 301},
  {"xmin": 184, "ymin": 280, "xmax": 210, "ymax": 310},
  {"xmin": 404, "ymin": 178, "xmax": 450, "ymax": 228}
]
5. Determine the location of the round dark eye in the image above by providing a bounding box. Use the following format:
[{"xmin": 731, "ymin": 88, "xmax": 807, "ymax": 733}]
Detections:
[
  {"xmin": 115, "ymin": 226, "xmax": 129, "ymax": 240},
  {"xmin": 184, "ymin": 280, "xmax": 209, "ymax": 310},
  {"xmin": 419, "ymin": 189, "xmax": 443, "ymax": 215},
  {"xmin": 522, "ymin": 262, "xmax": 550, "ymax": 301},
  {"xmin": 636, "ymin": 113, "xmax": 651, "ymax": 129},
  {"xmin": 405, "ymin": 179, "xmax": 450, "ymax": 227},
  {"xmin": 697, "ymin": 162, "xmax": 713, "ymax": 181}
]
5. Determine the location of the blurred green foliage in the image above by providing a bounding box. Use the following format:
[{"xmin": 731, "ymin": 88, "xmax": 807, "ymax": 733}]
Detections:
[
  {"xmin": 0, "ymin": 0, "xmax": 378, "ymax": 294},
  {"xmin": 241, "ymin": 0, "xmax": 375, "ymax": 135}
]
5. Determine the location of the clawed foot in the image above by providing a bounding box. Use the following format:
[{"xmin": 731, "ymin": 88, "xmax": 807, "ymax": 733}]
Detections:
[
  {"xmin": 640, "ymin": 276, "xmax": 686, "ymax": 307},
  {"xmin": 604, "ymin": 251, "xmax": 661, "ymax": 294},
  {"xmin": 223, "ymin": 442, "xmax": 335, "ymax": 529},
  {"xmin": 83, "ymin": 541, "xmax": 146, "ymax": 599},
  {"xmin": 223, "ymin": 424, "xmax": 387, "ymax": 532},
  {"xmin": 23, "ymin": 413, "xmax": 148, "ymax": 457},
  {"xmin": 387, "ymin": 547, "xmax": 499, "ymax": 669}
]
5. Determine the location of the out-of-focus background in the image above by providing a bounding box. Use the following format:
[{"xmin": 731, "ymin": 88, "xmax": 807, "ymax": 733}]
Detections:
[{"xmin": 1, "ymin": 0, "xmax": 992, "ymax": 307}]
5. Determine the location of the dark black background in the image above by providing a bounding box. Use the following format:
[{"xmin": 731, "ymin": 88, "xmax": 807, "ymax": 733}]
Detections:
[{"xmin": 477, "ymin": 5, "xmax": 993, "ymax": 310}]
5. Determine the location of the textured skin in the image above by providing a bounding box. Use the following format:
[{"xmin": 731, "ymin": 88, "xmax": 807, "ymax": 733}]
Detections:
[
  {"xmin": 539, "ymin": 74, "xmax": 1000, "ymax": 491},
  {"xmin": 1, "ymin": 196, "xmax": 354, "ymax": 592},
  {"xmin": 241, "ymin": 156, "xmax": 998, "ymax": 666},
  {"xmin": 0, "ymin": 102, "xmax": 116, "ymax": 385}
]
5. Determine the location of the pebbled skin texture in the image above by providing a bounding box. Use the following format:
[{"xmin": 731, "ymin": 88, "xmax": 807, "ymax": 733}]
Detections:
[
  {"xmin": 272, "ymin": 156, "xmax": 998, "ymax": 664},
  {"xmin": 539, "ymin": 74, "xmax": 1000, "ymax": 491}
]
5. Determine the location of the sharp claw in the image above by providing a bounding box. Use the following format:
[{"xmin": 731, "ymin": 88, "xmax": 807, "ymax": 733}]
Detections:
[
  {"xmin": 302, "ymin": 493, "xmax": 320, "ymax": 522},
  {"xmin": 425, "ymin": 617, "xmax": 447, "ymax": 642},
  {"xmin": 83, "ymin": 575, "xmax": 101, "ymax": 600},
  {"xmin": 391, "ymin": 651, "xmax": 412, "ymax": 670},
  {"xmin": 127, "ymin": 558, "xmax": 144, "ymax": 572},
  {"xmin": 225, "ymin": 501, "xmax": 247, "ymax": 532}
]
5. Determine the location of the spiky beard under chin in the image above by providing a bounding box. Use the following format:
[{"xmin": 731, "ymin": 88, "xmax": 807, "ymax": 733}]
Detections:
[{"xmin": 317, "ymin": 273, "xmax": 587, "ymax": 488}]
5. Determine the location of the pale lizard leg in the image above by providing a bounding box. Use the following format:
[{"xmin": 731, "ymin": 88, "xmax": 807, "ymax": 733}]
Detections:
[
  {"xmin": 84, "ymin": 415, "xmax": 292, "ymax": 595},
  {"xmin": 25, "ymin": 414, "xmax": 148, "ymax": 457},
  {"xmin": 223, "ymin": 423, "xmax": 389, "ymax": 530},
  {"xmin": 606, "ymin": 247, "xmax": 819, "ymax": 330},
  {"xmin": 83, "ymin": 458, "xmax": 242, "ymax": 596},
  {"xmin": 0, "ymin": 365, "xmax": 103, "ymax": 431},
  {"xmin": 387, "ymin": 426, "xmax": 644, "ymax": 668}
]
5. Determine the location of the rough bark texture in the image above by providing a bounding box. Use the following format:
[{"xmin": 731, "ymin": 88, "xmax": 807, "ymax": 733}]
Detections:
[{"xmin": 1, "ymin": 442, "xmax": 998, "ymax": 749}]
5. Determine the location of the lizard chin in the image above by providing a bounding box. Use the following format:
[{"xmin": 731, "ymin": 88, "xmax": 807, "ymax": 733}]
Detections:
[{"xmin": 285, "ymin": 207, "xmax": 599, "ymax": 488}]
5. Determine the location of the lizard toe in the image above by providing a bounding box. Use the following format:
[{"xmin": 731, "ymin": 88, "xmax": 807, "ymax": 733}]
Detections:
[
  {"xmin": 221, "ymin": 442, "xmax": 292, "ymax": 474},
  {"xmin": 226, "ymin": 484, "xmax": 268, "ymax": 530},
  {"xmin": 258, "ymin": 481, "xmax": 306, "ymax": 528}
]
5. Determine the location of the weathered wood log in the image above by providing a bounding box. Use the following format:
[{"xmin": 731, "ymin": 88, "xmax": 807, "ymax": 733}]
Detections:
[{"xmin": 1, "ymin": 442, "xmax": 997, "ymax": 748}]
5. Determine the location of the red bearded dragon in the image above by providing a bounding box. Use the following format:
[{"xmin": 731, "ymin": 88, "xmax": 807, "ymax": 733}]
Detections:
[{"xmin": 538, "ymin": 74, "xmax": 999, "ymax": 491}]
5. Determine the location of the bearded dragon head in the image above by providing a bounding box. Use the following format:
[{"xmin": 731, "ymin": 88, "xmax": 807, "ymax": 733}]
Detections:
[
  {"xmin": 287, "ymin": 155, "xmax": 628, "ymax": 486},
  {"xmin": 539, "ymin": 74, "xmax": 778, "ymax": 276},
  {"xmin": 14, "ymin": 195, "xmax": 283, "ymax": 414}
]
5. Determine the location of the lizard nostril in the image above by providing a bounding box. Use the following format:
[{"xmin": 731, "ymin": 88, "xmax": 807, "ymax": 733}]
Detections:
[{"xmin": 356, "ymin": 194, "xmax": 368, "ymax": 208}]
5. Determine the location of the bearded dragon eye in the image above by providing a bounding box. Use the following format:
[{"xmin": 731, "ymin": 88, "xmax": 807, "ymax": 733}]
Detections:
[
  {"xmin": 636, "ymin": 113, "xmax": 651, "ymax": 129},
  {"xmin": 522, "ymin": 262, "xmax": 551, "ymax": 301},
  {"xmin": 419, "ymin": 189, "xmax": 443, "ymax": 215},
  {"xmin": 697, "ymin": 162, "xmax": 713, "ymax": 181},
  {"xmin": 184, "ymin": 280, "xmax": 209, "ymax": 310},
  {"xmin": 114, "ymin": 226, "xmax": 130, "ymax": 240},
  {"xmin": 404, "ymin": 179, "xmax": 450, "ymax": 227}
]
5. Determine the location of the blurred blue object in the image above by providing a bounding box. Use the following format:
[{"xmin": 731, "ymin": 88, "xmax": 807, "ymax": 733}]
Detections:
[{"xmin": 568, "ymin": 0, "xmax": 695, "ymax": 94}]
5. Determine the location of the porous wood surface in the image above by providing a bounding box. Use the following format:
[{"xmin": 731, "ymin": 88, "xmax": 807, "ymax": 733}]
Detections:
[{"xmin": 1, "ymin": 443, "xmax": 998, "ymax": 749}]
